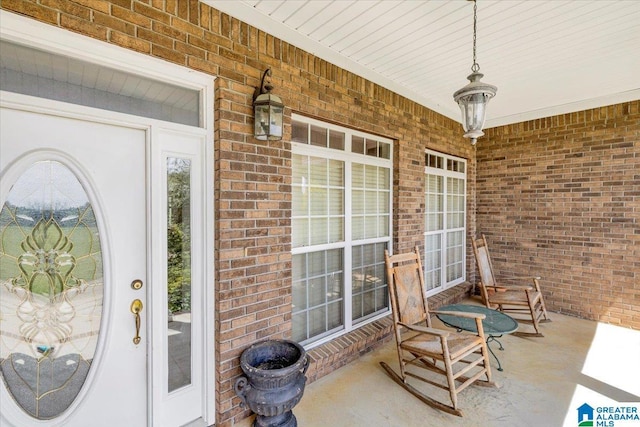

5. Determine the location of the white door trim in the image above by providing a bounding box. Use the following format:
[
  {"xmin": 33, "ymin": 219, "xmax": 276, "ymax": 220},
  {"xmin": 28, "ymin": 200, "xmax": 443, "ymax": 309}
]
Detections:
[{"xmin": 0, "ymin": 10, "xmax": 216, "ymax": 426}]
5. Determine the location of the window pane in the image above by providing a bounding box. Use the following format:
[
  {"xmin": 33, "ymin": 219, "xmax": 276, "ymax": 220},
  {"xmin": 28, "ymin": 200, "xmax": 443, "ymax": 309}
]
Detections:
[
  {"xmin": 310, "ymin": 158, "xmax": 327, "ymax": 185},
  {"xmin": 425, "ymin": 174, "xmax": 444, "ymax": 232},
  {"xmin": 379, "ymin": 168, "xmax": 390, "ymax": 190},
  {"xmin": 352, "ymin": 243, "xmax": 388, "ymax": 323},
  {"xmin": 292, "ymin": 218, "xmax": 308, "ymax": 247},
  {"xmin": 378, "ymin": 216, "xmax": 389, "ymax": 236},
  {"xmin": 329, "ymin": 217, "xmax": 343, "ymax": 242},
  {"xmin": 328, "ymin": 301, "xmax": 343, "ymax": 329},
  {"xmin": 309, "ymin": 277, "xmax": 326, "ymax": 307},
  {"xmin": 379, "ymin": 142, "xmax": 390, "ymax": 159},
  {"xmin": 292, "ymin": 121, "xmax": 308, "ymax": 144},
  {"xmin": 375, "ymin": 287, "xmax": 388, "ymax": 311},
  {"xmin": 308, "ymin": 251, "xmax": 325, "ymax": 277},
  {"xmin": 446, "ymin": 229, "xmax": 463, "ymax": 281},
  {"xmin": 365, "ymin": 139, "xmax": 377, "ymax": 157},
  {"xmin": 424, "ymin": 233, "xmax": 442, "ymax": 291},
  {"xmin": 292, "ymin": 154, "xmax": 308, "ymax": 178},
  {"xmin": 363, "ymin": 290, "xmax": 375, "ymax": 314},
  {"xmin": 1, "ymin": 40, "xmax": 200, "ymax": 127},
  {"xmin": 292, "ymin": 254, "xmax": 306, "ymax": 281},
  {"xmin": 365, "ymin": 190, "xmax": 377, "ymax": 212},
  {"xmin": 352, "ymin": 136, "xmax": 364, "ymax": 154},
  {"xmin": 310, "ymin": 217, "xmax": 327, "ymax": 245},
  {"xmin": 292, "ymin": 312, "xmax": 307, "ymax": 342},
  {"xmin": 363, "ymin": 242, "xmax": 376, "ymax": 264},
  {"xmin": 329, "ymin": 189, "xmax": 344, "ymax": 215},
  {"xmin": 379, "ymin": 193, "xmax": 389, "ymax": 214},
  {"xmin": 365, "ymin": 165, "xmax": 377, "ymax": 189},
  {"xmin": 352, "ymin": 190, "xmax": 364, "ymax": 214},
  {"xmin": 167, "ymin": 157, "xmax": 192, "ymax": 392},
  {"xmin": 327, "ymin": 273, "xmax": 342, "ymax": 302},
  {"xmin": 327, "ymin": 250, "xmax": 342, "ymax": 272},
  {"xmin": 291, "ymin": 248, "xmax": 344, "ymax": 344},
  {"xmin": 292, "ymin": 185, "xmax": 308, "ymax": 216},
  {"xmin": 352, "ymin": 216, "xmax": 364, "ymax": 240},
  {"xmin": 353, "ymin": 164, "xmax": 390, "ymax": 241},
  {"xmin": 311, "ymin": 125, "xmax": 327, "ymax": 147},
  {"xmin": 352, "ymin": 163, "xmax": 364, "ymax": 187},
  {"xmin": 352, "ymin": 294, "xmax": 362, "ymax": 318},
  {"xmin": 328, "ymin": 160, "xmax": 344, "ymax": 186},
  {"xmin": 292, "ymin": 281, "xmax": 306, "ymax": 312},
  {"xmin": 310, "ymin": 188, "xmax": 327, "ymax": 215},
  {"xmin": 365, "ymin": 216, "xmax": 377, "ymax": 239},
  {"xmin": 329, "ymin": 130, "xmax": 345, "ymax": 150}
]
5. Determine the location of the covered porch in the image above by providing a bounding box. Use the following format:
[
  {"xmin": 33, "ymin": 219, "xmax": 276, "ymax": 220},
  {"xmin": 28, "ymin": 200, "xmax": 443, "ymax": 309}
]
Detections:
[
  {"xmin": 240, "ymin": 297, "xmax": 640, "ymax": 426},
  {"xmin": 0, "ymin": 2, "xmax": 638, "ymax": 426}
]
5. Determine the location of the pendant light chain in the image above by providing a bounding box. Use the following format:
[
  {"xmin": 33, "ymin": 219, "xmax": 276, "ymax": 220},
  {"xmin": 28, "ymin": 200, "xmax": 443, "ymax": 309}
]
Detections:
[{"xmin": 472, "ymin": 0, "xmax": 479, "ymax": 73}]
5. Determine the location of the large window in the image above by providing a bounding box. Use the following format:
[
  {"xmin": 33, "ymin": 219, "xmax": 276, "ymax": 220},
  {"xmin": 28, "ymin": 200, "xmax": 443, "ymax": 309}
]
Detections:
[
  {"xmin": 292, "ymin": 115, "xmax": 392, "ymax": 346},
  {"xmin": 424, "ymin": 150, "xmax": 467, "ymax": 295}
]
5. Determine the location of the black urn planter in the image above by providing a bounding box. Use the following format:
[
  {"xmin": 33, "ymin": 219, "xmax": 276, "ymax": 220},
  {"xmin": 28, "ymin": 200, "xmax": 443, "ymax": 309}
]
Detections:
[{"xmin": 235, "ymin": 339, "xmax": 309, "ymax": 427}]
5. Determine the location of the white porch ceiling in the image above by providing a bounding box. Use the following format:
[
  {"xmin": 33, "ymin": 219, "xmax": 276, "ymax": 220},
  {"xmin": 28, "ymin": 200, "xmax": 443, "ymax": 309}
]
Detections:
[{"xmin": 207, "ymin": 0, "xmax": 640, "ymax": 128}]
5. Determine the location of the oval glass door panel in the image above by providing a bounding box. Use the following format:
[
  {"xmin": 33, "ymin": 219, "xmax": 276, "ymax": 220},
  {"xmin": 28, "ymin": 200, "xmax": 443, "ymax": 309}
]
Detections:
[{"xmin": 0, "ymin": 160, "xmax": 103, "ymax": 419}]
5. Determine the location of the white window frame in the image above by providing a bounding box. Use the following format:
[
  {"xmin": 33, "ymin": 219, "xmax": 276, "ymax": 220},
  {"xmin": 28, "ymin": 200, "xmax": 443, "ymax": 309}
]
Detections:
[
  {"xmin": 291, "ymin": 114, "xmax": 393, "ymax": 348},
  {"xmin": 423, "ymin": 149, "xmax": 467, "ymax": 296}
]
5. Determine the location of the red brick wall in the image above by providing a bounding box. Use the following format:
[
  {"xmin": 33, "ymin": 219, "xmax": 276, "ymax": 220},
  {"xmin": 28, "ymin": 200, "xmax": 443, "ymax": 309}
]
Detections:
[
  {"xmin": 1, "ymin": 2, "xmax": 477, "ymax": 425},
  {"xmin": 479, "ymin": 102, "xmax": 640, "ymax": 330}
]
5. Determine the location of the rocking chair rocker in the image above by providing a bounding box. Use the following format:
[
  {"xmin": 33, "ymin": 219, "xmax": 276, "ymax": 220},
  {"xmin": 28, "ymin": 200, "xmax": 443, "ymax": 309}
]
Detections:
[{"xmin": 380, "ymin": 247, "xmax": 496, "ymax": 417}]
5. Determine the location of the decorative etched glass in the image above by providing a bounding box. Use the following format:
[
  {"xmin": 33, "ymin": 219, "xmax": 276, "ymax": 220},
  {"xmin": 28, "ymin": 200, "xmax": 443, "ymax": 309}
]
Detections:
[{"xmin": 0, "ymin": 160, "xmax": 103, "ymax": 419}]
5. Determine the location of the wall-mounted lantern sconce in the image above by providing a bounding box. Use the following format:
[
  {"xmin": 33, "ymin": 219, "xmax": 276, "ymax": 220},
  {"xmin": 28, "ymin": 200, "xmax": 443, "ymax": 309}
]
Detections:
[{"xmin": 253, "ymin": 68, "xmax": 284, "ymax": 141}]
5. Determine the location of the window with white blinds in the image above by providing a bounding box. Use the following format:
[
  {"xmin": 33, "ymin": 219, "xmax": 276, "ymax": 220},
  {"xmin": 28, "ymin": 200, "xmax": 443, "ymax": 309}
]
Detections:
[
  {"xmin": 292, "ymin": 115, "xmax": 392, "ymax": 346},
  {"xmin": 424, "ymin": 150, "xmax": 467, "ymax": 295}
]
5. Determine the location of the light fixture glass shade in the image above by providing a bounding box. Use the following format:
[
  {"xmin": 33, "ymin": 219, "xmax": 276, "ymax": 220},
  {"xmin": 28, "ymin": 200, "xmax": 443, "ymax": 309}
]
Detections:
[
  {"xmin": 453, "ymin": 71, "xmax": 497, "ymax": 145},
  {"xmin": 254, "ymin": 92, "xmax": 284, "ymax": 141}
]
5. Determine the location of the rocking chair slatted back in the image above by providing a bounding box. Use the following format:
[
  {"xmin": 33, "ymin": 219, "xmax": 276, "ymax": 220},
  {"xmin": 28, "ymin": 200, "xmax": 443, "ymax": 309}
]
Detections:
[
  {"xmin": 388, "ymin": 259, "xmax": 431, "ymax": 328},
  {"xmin": 473, "ymin": 242, "xmax": 496, "ymax": 287}
]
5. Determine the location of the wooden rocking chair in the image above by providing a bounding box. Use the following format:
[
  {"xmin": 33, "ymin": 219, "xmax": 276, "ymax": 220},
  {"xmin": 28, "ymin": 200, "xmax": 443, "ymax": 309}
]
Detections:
[
  {"xmin": 380, "ymin": 247, "xmax": 496, "ymax": 417},
  {"xmin": 472, "ymin": 234, "xmax": 550, "ymax": 337}
]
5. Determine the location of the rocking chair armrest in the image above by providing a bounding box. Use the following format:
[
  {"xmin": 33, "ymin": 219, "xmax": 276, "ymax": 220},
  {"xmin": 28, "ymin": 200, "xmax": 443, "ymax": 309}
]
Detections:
[
  {"xmin": 494, "ymin": 285, "xmax": 534, "ymax": 292},
  {"xmin": 399, "ymin": 322, "xmax": 450, "ymax": 337},
  {"xmin": 484, "ymin": 285, "xmax": 509, "ymax": 291},
  {"xmin": 431, "ymin": 310, "xmax": 486, "ymax": 320},
  {"xmin": 501, "ymin": 275, "xmax": 542, "ymax": 281}
]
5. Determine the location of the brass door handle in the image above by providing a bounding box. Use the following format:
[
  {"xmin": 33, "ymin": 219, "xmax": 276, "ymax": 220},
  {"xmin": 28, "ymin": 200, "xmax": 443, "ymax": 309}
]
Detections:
[{"xmin": 130, "ymin": 299, "xmax": 143, "ymax": 344}]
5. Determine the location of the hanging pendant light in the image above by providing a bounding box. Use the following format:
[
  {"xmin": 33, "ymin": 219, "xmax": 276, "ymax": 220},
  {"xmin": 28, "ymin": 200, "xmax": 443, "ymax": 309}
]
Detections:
[{"xmin": 453, "ymin": 0, "xmax": 497, "ymax": 145}]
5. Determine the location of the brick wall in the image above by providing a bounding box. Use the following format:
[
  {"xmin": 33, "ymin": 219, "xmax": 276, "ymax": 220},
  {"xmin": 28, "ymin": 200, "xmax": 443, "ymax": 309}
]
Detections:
[
  {"xmin": 1, "ymin": 2, "xmax": 478, "ymax": 425},
  {"xmin": 479, "ymin": 102, "xmax": 640, "ymax": 330}
]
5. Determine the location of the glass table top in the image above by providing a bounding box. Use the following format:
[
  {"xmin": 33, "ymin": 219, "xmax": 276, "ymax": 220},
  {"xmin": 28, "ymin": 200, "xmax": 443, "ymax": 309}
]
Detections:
[{"xmin": 436, "ymin": 304, "xmax": 519, "ymax": 336}]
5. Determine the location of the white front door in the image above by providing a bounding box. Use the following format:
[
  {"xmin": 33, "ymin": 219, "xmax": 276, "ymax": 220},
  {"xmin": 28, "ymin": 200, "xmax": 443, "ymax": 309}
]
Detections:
[{"xmin": 0, "ymin": 107, "xmax": 148, "ymax": 426}]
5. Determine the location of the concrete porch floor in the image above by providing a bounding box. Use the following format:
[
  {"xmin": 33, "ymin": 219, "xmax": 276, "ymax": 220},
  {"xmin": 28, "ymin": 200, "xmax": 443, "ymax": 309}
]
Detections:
[{"xmin": 237, "ymin": 299, "xmax": 640, "ymax": 427}]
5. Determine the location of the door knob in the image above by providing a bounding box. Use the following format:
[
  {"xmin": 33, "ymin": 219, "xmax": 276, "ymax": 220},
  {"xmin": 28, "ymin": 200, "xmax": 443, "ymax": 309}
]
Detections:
[{"xmin": 130, "ymin": 299, "xmax": 143, "ymax": 345}]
